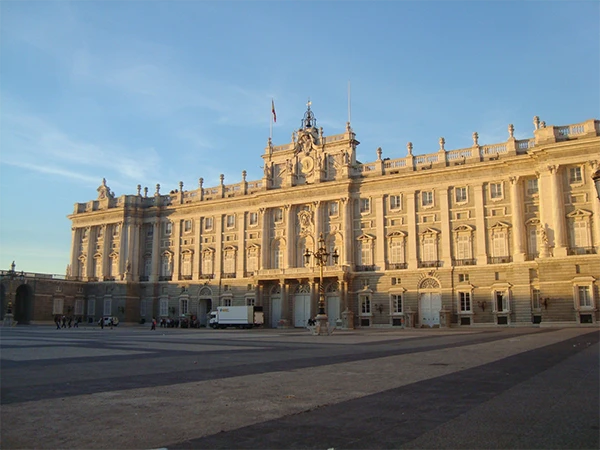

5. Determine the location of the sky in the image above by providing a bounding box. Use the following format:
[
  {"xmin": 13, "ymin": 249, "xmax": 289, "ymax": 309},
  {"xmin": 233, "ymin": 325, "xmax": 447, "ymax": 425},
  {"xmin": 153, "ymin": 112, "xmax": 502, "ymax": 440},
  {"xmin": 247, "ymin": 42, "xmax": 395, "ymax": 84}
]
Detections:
[{"xmin": 1, "ymin": 0, "xmax": 599, "ymax": 275}]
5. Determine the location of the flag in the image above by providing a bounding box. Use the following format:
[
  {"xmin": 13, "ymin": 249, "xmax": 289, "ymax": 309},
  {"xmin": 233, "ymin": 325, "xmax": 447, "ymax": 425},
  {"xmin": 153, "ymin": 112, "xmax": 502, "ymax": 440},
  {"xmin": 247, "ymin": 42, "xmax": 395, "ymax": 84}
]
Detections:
[{"xmin": 271, "ymin": 99, "xmax": 277, "ymax": 123}]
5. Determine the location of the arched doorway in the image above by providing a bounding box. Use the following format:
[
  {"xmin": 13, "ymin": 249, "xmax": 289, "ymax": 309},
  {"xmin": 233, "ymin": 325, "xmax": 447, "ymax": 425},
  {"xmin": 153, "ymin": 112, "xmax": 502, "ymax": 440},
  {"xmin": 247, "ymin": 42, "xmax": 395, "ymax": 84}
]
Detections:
[
  {"xmin": 13, "ymin": 284, "xmax": 33, "ymax": 324},
  {"xmin": 418, "ymin": 277, "xmax": 441, "ymax": 327},
  {"xmin": 198, "ymin": 286, "xmax": 213, "ymax": 327},
  {"xmin": 294, "ymin": 283, "xmax": 311, "ymax": 327}
]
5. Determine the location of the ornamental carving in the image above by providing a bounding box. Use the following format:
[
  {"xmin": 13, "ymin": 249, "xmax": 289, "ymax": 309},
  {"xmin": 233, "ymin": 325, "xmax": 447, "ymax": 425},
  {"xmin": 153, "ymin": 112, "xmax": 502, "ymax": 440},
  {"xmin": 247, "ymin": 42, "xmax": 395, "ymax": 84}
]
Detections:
[
  {"xmin": 298, "ymin": 210, "xmax": 313, "ymax": 232},
  {"xmin": 419, "ymin": 277, "xmax": 440, "ymax": 289}
]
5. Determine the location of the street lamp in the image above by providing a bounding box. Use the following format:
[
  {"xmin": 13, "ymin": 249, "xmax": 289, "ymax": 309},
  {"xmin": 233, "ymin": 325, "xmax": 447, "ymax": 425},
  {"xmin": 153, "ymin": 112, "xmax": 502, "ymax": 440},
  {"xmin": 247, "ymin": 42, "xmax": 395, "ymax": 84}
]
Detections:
[
  {"xmin": 2, "ymin": 261, "xmax": 25, "ymax": 326},
  {"xmin": 304, "ymin": 233, "xmax": 338, "ymax": 334},
  {"xmin": 592, "ymin": 167, "xmax": 600, "ymax": 200}
]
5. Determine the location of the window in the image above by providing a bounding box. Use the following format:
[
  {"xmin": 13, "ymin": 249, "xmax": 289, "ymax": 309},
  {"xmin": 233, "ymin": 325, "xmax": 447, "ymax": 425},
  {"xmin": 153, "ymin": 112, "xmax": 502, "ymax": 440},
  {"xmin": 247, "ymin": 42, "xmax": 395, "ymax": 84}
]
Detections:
[
  {"xmin": 52, "ymin": 298, "xmax": 64, "ymax": 315},
  {"xmin": 82, "ymin": 228, "xmax": 88, "ymax": 239},
  {"xmin": 527, "ymin": 179, "xmax": 538, "ymax": 195},
  {"xmin": 97, "ymin": 227, "xmax": 104, "ymax": 238},
  {"xmin": 389, "ymin": 239, "xmax": 405, "ymax": 264},
  {"xmin": 455, "ymin": 231, "xmax": 473, "ymax": 261},
  {"xmin": 528, "ymin": 227, "xmax": 539, "ymax": 256},
  {"xmin": 458, "ymin": 292, "xmax": 471, "ymax": 312},
  {"xmin": 226, "ymin": 215, "xmax": 235, "ymax": 228},
  {"xmin": 202, "ymin": 251, "xmax": 214, "ymax": 276},
  {"xmin": 204, "ymin": 217, "xmax": 213, "ymax": 231},
  {"xmin": 180, "ymin": 299, "xmax": 189, "ymax": 315},
  {"xmin": 572, "ymin": 221, "xmax": 590, "ymax": 248},
  {"xmin": 246, "ymin": 297, "xmax": 255, "ymax": 306},
  {"xmin": 144, "ymin": 258, "xmax": 152, "ymax": 277},
  {"xmin": 181, "ymin": 252, "xmax": 192, "ymax": 277},
  {"xmin": 577, "ymin": 286, "xmax": 592, "ymax": 308},
  {"xmin": 94, "ymin": 257, "xmax": 102, "ymax": 278},
  {"xmin": 161, "ymin": 254, "xmax": 172, "ymax": 277},
  {"xmin": 421, "ymin": 191, "xmax": 434, "ymax": 207},
  {"xmin": 455, "ymin": 187, "xmax": 467, "ymax": 203},
  {"xmin": 422, "ymin": 235, "xmax": 437, "ymax": 262},
  {"xmin": 249, "ymin": 212, "xmax": 258, "ymax": 226},
  {"xmin": 490, "ymin": 183, "xmax": 503, "ymax": 199},
  {"xmin": 273, "ymin": 208, "xmax": 283, "ymax": 223},
  {"xmin": 246, "ymin": 247, "xmax": 258, "ymax": 274},
  {"xmin": 358, "ymin": 239, "xmax": 373, "ymax": 266},
  {"xmin": 494, "ymin": 290, "xmax": 509, "ymax": 312},
  {"xmin": 103, "ymin": 298, "xmax": 112, "ymax": 316},
  {"xmin": 146, "ymin": 226, "xmax": 153, "ymax": 238},
  {"xmin": 389, "ymin": 195, "xmax": 402, "ymax": 210},
  {"xmin": 360, "ymin": 294, "xmax": 371, "ymax": 315},
  {"xmin": 492, "ymin": 230, "xmax": 508, "ymax": 257},
  {"xmin": 360, "ymin": 198, "xmax": 371, "ymax": 214},
  {"xmin": 224, "ymin": 249, "xmax": 236, "ymax": 274},
  {"xmin": 87, "ymin": 298, "xmax": 96, "ymax": 316},
  {"xmin": 532, "ymin": 289, "xmax": 541, "ymax": 310},
  {"xmin": 329, "ymin": 202, "xmax": 339, "ymax": 216},
  {"xmin": 391, "ymin": 294, "xmax": 403, "ymax": 314},
  {"xmin": 458, "ymin": 273, "xmax": 469, "ymax": 283},
  {"xmin": 165, "ymin": 222, "xmax": 172, "ymax": 236},
  {"xmin": 273, "ymin": 240, "xmax": 283, "ymax": 269},
  {"xmin": 223, "ymin": 298, "xmax": 232, "ymax": 307},
  {"xmin": 113, "ymin": 224, "xmax": 120, "ymax": 236},
  {"xmin": 110, "ymin": 257, "xmax": 119, "ymax": 277},
  {"xmin": 183, "ymin": 220, "xmax": 192, "ymax": 233},
  {"xmin": 159, "ymin": 298, "xmax": 168, "ymax": 316},
  {"xmin": 569, "ymin": 166, "xmax": 583, "ymax": 184}
]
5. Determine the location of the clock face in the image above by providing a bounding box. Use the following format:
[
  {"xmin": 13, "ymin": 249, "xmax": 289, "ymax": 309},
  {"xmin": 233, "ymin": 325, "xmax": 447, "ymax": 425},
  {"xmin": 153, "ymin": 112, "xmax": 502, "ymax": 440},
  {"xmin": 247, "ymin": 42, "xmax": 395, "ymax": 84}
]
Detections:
[{"xmin": 301, "ymin": 157, "xmax": 313, "ymax": 174}]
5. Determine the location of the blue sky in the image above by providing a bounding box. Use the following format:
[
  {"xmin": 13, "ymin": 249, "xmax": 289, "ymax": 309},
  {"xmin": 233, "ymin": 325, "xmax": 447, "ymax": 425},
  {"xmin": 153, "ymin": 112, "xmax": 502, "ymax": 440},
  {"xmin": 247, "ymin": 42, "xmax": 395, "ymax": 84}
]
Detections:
[{"xmin": 1, "ymin": 1, "xmax": 599, "ymax": 275}]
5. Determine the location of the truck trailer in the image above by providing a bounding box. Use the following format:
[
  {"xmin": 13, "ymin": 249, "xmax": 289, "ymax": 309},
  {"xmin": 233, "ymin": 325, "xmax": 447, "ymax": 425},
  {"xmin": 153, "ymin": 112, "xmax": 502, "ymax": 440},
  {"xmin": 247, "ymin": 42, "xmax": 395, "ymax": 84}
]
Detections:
[{"xmin": 209, "ymin": 306, "xmax": 264, "ymax": 329}]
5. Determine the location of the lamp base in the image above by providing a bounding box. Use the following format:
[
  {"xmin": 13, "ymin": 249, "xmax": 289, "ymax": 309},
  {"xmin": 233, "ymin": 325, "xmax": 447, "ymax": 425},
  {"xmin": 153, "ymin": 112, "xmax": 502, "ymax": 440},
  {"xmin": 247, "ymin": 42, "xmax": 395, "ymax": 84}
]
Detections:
[
  {"xmin": 2, "ymin": 313, "xmax": 15, "ymax": 327},
  {"xmin": 314, "ymin": 313, "xmax": 331, "ymax": 335}
]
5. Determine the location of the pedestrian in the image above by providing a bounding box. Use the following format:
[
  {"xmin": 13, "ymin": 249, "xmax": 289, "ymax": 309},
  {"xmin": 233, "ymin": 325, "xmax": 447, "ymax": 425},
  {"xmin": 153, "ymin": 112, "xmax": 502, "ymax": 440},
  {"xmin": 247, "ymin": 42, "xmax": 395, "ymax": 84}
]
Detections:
[
  {"xmin": 151, "ymin": 317, "xmax": 157, "ymax": 331},
  {"xmin": 74, "ymin": 317, "xmax": 79, "ymax": 328},
  {"xmin": 110, "ymin": 317, "xmax": 114, "ymax": 329},
  {"xmin": 55, "ymin": 315, "xmax": 61, "ymax": 330},
  {"xmin": 68, "ymin": 317, "xmax": 72, "ymax": 328},
  {"xmin": 100, "ymin": 317, "xmax": 104, "ymax": 329},
  {"xmin": 61, "ymin": 316, "xmax": 67, "ymax": 328}
]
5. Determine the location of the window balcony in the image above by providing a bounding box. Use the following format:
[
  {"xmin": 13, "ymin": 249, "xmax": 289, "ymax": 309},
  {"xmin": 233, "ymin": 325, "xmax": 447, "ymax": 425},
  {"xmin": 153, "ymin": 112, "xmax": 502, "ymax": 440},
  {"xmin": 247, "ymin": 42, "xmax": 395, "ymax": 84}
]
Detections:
[
  {"xmin": 452, "ymin": 259, "xmax": 476, "ymax": 266},
  {"xmin": 139, "ymin": 276, "xmax": 149, "ymax": 281},
  {"xmin": 567, "ymin": 247, "xmax": 597, "ymax": 255},
  {"xmin": 199, "ymin": 274, "xmax": 215, "ymax": 279},
  {"xmin": 386, "ymin": 263, "xmax": 408, "ymax": 270},
  {"xmin": 418, "ymin": 260, "xmax": 441, "ymax": 268},
  {"xmin": 222, "ymin": 273, "xmax": 236, "ymax": 279},
  {"xmin": 244, "ymin": 271, "xmax": 256, "ymax": 278},
  {"xmin": 159, "ymin": 275, "xmax": 172, "ymax": 281},
  {"xmin": 355, "ymin": 265, "xmax": 376, "ymax": 272},
  {"xmin": 525, "ymin": 253, "xmax": 539, "ymax": 261},
  {"xmin": 179, "ymin": 275, "xmax": 192, "ymax": 281},
  {"xmin": 488, "ymin": 256, "xmax": 512, "ymax": 264}
]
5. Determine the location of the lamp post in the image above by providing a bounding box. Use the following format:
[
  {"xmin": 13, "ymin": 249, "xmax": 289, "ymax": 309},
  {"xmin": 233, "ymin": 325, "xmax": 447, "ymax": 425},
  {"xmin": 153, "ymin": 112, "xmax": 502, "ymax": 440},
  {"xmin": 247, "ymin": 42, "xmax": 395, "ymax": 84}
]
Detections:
[
  {"xmin": 592, "ymin": 167, "xmax": 600, "ymax": 201},
  {"xmin": 2, "ymin": 261, "xmax": 25, "ymax": 327},
  {"xmin": 304, "ymin": 233, "xmax": 338, "ymax": 335}
]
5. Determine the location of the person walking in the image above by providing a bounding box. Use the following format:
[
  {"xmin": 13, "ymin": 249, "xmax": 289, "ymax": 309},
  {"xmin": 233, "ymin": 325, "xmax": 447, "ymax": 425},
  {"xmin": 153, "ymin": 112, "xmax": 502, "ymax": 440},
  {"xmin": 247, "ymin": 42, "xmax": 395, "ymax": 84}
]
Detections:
[
  {"xmin": 55, "ymin": 316, "xmax": 61, "ymax": 330},
  {"xmin": 151, "ymin": 317, "xmax": 157, "ymax": 331},
  {"xmin": 100, "ymin": 317, "xmax": 104, "ymax": 329}
]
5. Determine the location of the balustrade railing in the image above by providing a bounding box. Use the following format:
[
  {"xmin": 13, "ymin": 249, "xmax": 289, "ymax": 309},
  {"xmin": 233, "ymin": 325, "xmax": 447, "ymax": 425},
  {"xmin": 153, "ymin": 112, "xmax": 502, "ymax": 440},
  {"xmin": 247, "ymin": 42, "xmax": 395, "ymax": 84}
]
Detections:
[
  {"xmin": 488, "ymin": 256, "xmax": 512, "ymax": 264},
  {"xmin": 567, "ymin": 247, "xmax": 597, "ymax": 255},
  {"xmin": 387, "ymin": 263, "xmax": 408, "ymax": 270},
  {"xmin": 452, "ymin": 259, "xmax": 476, "ymax": 266},
  {"xmin": 418, "ymin": 260, "xmax": 441, "ymax": 268}
]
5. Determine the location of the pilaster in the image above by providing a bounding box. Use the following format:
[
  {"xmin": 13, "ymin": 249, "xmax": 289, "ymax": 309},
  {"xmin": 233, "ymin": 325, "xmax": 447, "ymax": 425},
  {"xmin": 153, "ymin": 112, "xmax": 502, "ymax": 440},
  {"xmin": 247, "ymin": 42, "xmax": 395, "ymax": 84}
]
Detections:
[
  {"xmin": 549, "ymin": 165, "xmax": 567, "ymax": 256},
  {"xmin": 510, "ymin": 176, "xmax": 526, "ymax": 262},
  {"xmin": 439, "ymin": 189, "xmax": 452, "ymax": 263},
  {"xmin": 375, "ymin": 196, "xmax": 385, "ymax": 268},
  {"xmin": 473, "ymin": 185, "xmax": 488, "ymax": 264},
  {"xmin": 406, "ymin": 193, "xmax": 418, "ymax": 268}
]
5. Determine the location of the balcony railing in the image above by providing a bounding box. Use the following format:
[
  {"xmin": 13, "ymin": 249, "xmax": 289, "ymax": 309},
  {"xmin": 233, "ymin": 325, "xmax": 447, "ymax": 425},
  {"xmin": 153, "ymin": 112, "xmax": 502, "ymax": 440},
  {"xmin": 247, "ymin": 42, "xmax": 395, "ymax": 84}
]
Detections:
[
  {"xmin": 386, "ymin": 263, "xmax": 408, "ymax": 270},
  {"xmin": 139, "ymin": 276, "xmax": 149, "ymax": 281},
  {"xmin": 222, "ymin": 273, "xmax": 236, "ymax": 279},
  {"xmin": 355, "ymin": 265, "xmax": 376, "ymax": 272},
  {"xmin": 567, "ymin": 247, "xmax": 597, "ymax": 255},
  {"xmin": 488, "ymin": 256, "xmax": 512, "ymax": 264},
  {"xmin": 244, "ymin": 271, "xmax": 256, "ymax": 278},
  {"xmin": 418, "ymin": 260, "xmax": 441, "ymax": 268},
  {"xmin": 159, "ymin": 275, "xmax": 172, "ymax": 281},
  {"xmin": 179, "ymin": 275, "xmax": 192, "ymax": 281},
  {"xmin": 199, "ymin": 274, "xmax": 214, "ymax": 279},
  {"xmin": 452, "ymin": 259, "xmax": 476, "ymax": 266}
]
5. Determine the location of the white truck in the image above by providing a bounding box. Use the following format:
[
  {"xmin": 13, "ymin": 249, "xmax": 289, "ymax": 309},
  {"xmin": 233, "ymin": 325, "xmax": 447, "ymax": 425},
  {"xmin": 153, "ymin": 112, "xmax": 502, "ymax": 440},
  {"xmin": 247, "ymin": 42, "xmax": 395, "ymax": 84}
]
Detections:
[{"xmin": 209, "ymin": 306, "xmax": 264, "ymax": 329}]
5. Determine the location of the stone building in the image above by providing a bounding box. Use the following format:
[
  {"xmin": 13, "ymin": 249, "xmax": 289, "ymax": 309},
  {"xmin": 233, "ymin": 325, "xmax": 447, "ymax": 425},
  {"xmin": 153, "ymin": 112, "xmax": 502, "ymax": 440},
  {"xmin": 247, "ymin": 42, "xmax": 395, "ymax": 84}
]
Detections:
[{"xmin": 5, "ymin": 105, "xmax": 599, "ymax": 328}]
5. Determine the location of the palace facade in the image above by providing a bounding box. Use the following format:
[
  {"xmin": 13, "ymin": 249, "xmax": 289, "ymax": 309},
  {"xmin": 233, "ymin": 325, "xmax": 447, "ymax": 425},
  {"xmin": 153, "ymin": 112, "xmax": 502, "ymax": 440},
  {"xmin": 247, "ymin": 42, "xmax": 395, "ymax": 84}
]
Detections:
[{"xmin": 61, "ymin": 106, "xmax": 599, "ymax": 328}]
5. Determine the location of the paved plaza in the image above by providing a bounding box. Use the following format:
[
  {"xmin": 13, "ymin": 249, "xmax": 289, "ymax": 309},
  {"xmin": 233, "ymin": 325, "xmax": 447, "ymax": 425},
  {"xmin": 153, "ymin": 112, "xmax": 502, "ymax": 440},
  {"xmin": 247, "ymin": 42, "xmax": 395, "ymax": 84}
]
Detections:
[{"xmin": 1, "ymin": 324, "xmax": 598, "ymax": 449}]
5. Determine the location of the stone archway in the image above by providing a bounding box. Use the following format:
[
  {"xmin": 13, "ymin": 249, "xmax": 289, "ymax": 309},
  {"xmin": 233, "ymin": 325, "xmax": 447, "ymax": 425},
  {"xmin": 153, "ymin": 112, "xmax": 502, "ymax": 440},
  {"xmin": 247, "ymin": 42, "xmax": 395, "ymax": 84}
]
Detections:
[
  {"xmin": 418, "ymin": 277, "xmax": 441, "ymax": 328},
  {"xmin": 13, "ymin": 284, "xmax": 34, "ymax": 325}
]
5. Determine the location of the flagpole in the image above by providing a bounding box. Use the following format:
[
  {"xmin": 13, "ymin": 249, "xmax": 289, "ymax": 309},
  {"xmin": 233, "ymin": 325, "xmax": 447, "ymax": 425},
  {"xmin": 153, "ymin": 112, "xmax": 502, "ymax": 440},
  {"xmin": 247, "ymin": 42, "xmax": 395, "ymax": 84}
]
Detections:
[
  {"xmin": 270, "ymin": 99, "xmax": 273, "ymax": 140},
  {"xmin": 348, "ymin": 80, "xmax": 351, "ymax": 125}
]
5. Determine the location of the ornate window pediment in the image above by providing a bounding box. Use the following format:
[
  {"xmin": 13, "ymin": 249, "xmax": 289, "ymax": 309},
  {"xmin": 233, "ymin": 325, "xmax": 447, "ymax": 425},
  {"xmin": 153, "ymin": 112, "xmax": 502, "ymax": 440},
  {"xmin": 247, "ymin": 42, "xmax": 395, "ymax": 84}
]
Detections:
[
  {"xmin": 567, "ymin": 209, "xmax": 592, "ymax": 219},
  {"xmin": 419, "ymin": 277, "xmax": 441, "ymax": 289},
  {"xmin": 199, "ymin": 286, "xmax": 212, "ymax": 297},
  {"xmin": 453, "ymin": 224, "xmax": 474, "ymax": 233},
  {"xmin": 387, "ymin": 231, "xmax": 407, "ymax": 238},
  {"xmin": 419, "ymin": 227, "xmax": 440, "ymax": 237},
  {"xmin": 490, "ymin": 221, "xmax": 511, "ymax": 231},
  {"xmin": 357, "ymin": 233, "xmax": 376, "ymax": 241}
]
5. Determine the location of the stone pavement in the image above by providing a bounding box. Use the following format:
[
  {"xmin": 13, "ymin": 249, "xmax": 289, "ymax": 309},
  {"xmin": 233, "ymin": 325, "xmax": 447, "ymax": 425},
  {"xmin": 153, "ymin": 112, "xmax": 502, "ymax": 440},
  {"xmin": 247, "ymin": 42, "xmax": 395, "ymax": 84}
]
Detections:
[{"xmin": 1, "ymin": 325, "xmax": 598, "ymax": 449}]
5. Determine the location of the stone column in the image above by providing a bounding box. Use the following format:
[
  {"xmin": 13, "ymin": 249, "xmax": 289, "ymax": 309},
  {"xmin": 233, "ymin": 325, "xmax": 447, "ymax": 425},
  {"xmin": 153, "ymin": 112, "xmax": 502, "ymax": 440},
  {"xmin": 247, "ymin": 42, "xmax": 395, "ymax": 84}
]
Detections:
[
  {"xmin": 172, "ymin": 220, "xmax": 181, "ymax": 281},
  {"xmin": 473, "ymin": 184, "xmax": 488, "ymax": 264},
  {"xmin": 150, "ymin": 220, "xmax": 160, "ymax": 282},
  {"xmin": 375, "ymin": 196, "xmax": 385, "ymax": 269},
  {"xmin": 342, "ymin": 198, "xmax": 353, "ymax": 267},
  {"xmin": 439, "ymin": 188, "xmax": 452, "ymax": 264},
  {"xmin": 510, "ymin": 176, "xmax": 526, "ymax": 262},
  {"xmin": 118, "ymin": 222, "xmax": 127, "ymax": 278},
  {"xmin": 285, "ymin": 204, "xmax": 293, "ymax": 269},
  {"xmin": 406, "ymin": 193, "xmax": 418, "ymax": 269},
  {"xmin": 193, "ymin": 218, "xmax": 201, "ymax": 281},
  {"xmin": 313, "ymin": 201, "xmax": 322, "ymax": 242},
  {"xmin": 281, "ymin": 280, "xmax": 291, "ymax": 325},
  {"xmin": 237, "ymin": 211, "xmax": 245, "ymax": 278},
  {"xmin": 132, "ymin": 223, "xmax": 141, "ymax": 282},
  {"xmin": 260, "ymin": 208, "xmax": 269, "ymax": 269},
  {"xmin": 215, "ymin": 215, "xmax": 223, "ymax": 276},
  {"xmin": 589, "ymin": 161, "xmax": 600, "ymax": 250},
  {"xmin": 69, "ymin": 227, "xmax": 80, "ymax": 279},
  {"xmin": 549, "ymin": 165, "xmax": 567, "ymax": 256}
]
